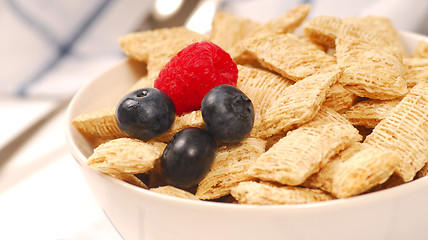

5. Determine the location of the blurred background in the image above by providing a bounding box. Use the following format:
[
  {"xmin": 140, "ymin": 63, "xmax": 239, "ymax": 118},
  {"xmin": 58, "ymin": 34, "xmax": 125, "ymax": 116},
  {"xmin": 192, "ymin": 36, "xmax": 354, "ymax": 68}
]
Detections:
[
  {"xmin": 1, "ymin": 0, "xmax": 428, "ymax": 99},
  {"xmin": 0, "ymin": 0, "xmax": 427, "ymax": 239}
]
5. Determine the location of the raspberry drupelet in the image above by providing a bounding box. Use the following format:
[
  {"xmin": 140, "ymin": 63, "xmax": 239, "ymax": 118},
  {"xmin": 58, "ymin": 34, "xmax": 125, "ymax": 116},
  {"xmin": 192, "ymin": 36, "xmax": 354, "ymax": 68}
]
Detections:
[{"xmin": 154, "ymin": 41, "xmax": 238, "ymax": 115}]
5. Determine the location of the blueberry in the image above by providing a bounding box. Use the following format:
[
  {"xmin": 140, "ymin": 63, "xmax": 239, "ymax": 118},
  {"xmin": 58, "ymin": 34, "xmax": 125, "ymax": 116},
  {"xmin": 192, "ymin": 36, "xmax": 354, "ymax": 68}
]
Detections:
[
  {"xmin": 116, "ymin": 88, "xmax": 176, "ymax": 140},
  {"xmin": 161, "ymin": 127, "xmax": 217, "ymax": 189},
  {"xmin": 201, "ymin": 84, "xmax": 254, "ymax": 143}
]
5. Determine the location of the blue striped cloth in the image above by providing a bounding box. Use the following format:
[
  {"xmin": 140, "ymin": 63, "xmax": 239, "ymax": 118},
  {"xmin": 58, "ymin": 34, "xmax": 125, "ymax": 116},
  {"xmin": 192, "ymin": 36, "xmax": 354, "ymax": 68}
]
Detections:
[{"xmin": 1, "ymin": 0, "xmax": 154, "ymax": 98}]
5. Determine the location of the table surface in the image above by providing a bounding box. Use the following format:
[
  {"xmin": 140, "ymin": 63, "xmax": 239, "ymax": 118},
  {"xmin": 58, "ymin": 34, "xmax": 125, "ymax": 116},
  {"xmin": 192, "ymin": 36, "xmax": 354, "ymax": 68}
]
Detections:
[{"xmin": 0, "ymin": 100, "xmax": 122, "ymax": 240}]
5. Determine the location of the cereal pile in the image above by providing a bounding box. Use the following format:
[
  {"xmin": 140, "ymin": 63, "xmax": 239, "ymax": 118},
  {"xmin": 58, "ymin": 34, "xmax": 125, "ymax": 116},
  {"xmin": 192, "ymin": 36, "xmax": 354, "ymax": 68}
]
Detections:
[{"xmin": 72, "ymin": 4, "xmax": 428, "ymax": 205}]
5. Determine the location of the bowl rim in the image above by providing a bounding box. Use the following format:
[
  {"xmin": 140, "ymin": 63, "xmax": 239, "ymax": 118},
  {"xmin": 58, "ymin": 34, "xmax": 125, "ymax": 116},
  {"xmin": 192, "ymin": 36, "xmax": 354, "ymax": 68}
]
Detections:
[{"xmin": 65, "ymin": 30, "xmax": 428, "ymax": 213}]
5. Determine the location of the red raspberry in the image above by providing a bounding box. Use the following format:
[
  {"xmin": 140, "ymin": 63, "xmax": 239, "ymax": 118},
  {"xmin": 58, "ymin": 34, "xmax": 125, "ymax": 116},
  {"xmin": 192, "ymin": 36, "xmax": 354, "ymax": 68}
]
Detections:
[{"xmin": 154, "ymin": 41, "xmax": 238, "ymax": 115}]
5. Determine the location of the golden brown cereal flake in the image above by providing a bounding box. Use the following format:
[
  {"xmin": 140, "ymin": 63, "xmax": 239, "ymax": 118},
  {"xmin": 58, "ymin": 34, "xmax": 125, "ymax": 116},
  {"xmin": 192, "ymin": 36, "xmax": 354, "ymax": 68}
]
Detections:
[
  {"xmin": 404, "ymin": 57, "xmax": 428, "ymax": 87},
  {"xmin": 304, "ymin": 15, "xmax": 406, "ymax": 54},
  {"xmin": 196, "ymin": 138, "xmax": 266, "ymax": 200},
  {"xmin": 248, "ymin": 109, "xmax": 362, "ymax": 186},
  {"xmin": 264, "ymin": 134, "xmax": 286, "ymax": 151},
  {"xmin": 416, "ymin": 161, "xmax": 428, "ymax": 179},
  {"xmin": 303, "ymin": 15, "xmax": 373, "ymax": 48},
  {"xmin": 150, "ymin": 186, "xmax": 200, "ymax": 200},
  {"xmin": 305, "ymin": 142, "xmax": 398, "ymax": 198},
  {"xmin": 89, "ymin": 163, "xmax": 148, "ymax": 189},
  {"xmin": 310, "ymin": 106, "xmax": 355, "ymax": 126},
  {"xmin": 231, "ymin": 181, "xmax": 334, "ymax": 205},
  {"xmin": 259, "ymin": 4, "xmax": 311, "ymax": 35},
  {"xmin": 210, "ymin": 12, "xmax": 262, "ymax": 56},
  {"xmin": 119, "ymin": 174, "xmax": 149, "ymax": 189},
  {"xmin": 72, "ymin": 107, "xmax": 126, "ymax": 140},
  {"xmin": 299, "ymin": 36, "xmax": 327, "ymax": 52},
  {"xmin": 343, "ymin": 16, "xmax": 407, "ymax": 56},
  {"xmin": 323, "ymin": 83, "xmax": 358, "ymax": 113},
  {"xmin": 87, "ymin": 138, "xmax": 166, "ymax": 174},
  {"xmin": 147, "ymin": 158, "xmax": 168, "ymax": 188},
  {"xmin": 364, "ymin": 82, "xmax": 428, "ymax": 182},
  {"xmin": 236, "ymin": 65, "xmax": 294, "ymax": 136},
  {"xmin": 336, "ymin": 35, "xmax": 408, "ymax": 100},
  {"xmin": 412, "ymin": 40, "xmax": 428, "ymax": 58},
  {"xmin": 152, "ymin": 110, "xmax": 204, "ymax": 142},
  {"xmin": 232, "ymin": 4, "xmax": 311, "ymax": 63},
  {"xmin": 303, "ymin": 15, "xmax": 343, "ymax": 48},
  {"xmin": 257, "ymin": 66, "xmax": 341, "ymax": 138},
  {"xmin": 119, "ymin": 27, "xmax": 207, "ymax": 83},
  {"xmin": 243, "ymin": 33, "xmax": 337, "ymax": 81},
  {"xmin": 343, "ymin": 98, "xmax": 401, "ymax": 128},
  {"xmin": 369, "ymin": 173, "xmax": 405, "ymax": 193},
  {"xmin": 119, "ymin": 27, "xmax": 207, "ymax": 62}
]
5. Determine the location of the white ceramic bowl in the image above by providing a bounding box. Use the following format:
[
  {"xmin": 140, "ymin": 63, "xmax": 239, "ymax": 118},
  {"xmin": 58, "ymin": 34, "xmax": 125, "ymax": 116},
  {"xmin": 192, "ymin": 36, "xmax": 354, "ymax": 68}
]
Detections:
[{"xmin": 65, "ymin": 31, "xmax": 428, "ymax": 240}]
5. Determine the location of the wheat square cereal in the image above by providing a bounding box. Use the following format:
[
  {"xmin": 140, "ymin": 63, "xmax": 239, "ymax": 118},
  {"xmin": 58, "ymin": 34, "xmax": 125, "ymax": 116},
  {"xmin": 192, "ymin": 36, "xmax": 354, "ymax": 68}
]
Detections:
[
  {"xmin": 343, "ymin": 16, "xmax": 407, "ymax": 56},
  {"xmin": 404, "ymin": 57, "xmax": 428, "ymax": 87},
  {"xmin": 87, "ymin": 138, "xmax": 166, "ymax": 174},
  {"xmin": 236, "ymin": 65, "xmax": 294, "ymax": 136},
  {"xmin": 231, "ymin": 181, "xmax": 334, "ymax": 205},
  {"xmin": 150, "ymin": 185, "xmax": 200, "ymax": 200},
  {"xmin": 119, "ymin": 28, "xmax": 207, "ymax": 83},
  {"xmin": 196, "ymin": 138, "xmax": 266, "ymax": 200},
  {"xmin": 248, "ymin": 108, "xmax": 362, "ymax": 186},
  {"xmin": 364, "ymin": 82, "xmax": 428, "ymax": 181},
  {"xmin": 336, "ymin": 34, "xmax": 408, "ymax": 100},
  {"xmin": 101, "ymin": 169, "xmax": 149, "ymax": 189},
  {"xmin": 416, "ymin": 162, "xmax": 428, "ymax": 179},
  {"xmin": 299, "ymin": 36, "xmax": 327, "ymax": 52},
  {"xmin": 88, "ymin": 162, "xmax": 149, "ymax": 189},
  {"xmin": 303, "ymin": 15, "xmax": 343, "ymax": 48},
  {"xmin": 304, "ymin": 15, "xmax": 406, "ymax": 54},
  {"xmin": 369, "ymin": 173, "xmax": 405, "ymax": 193},
  {"xmin": 258, "ymin": 4, "xmax": 311, "ymax": 35},
  {"xmin": 146, "ymin": 158, "xmax": 168, "ymax": 188},
  {"xmin": 257, "ymin": 66, "xmax": 341, "ymax": 138},
  {"xmin": 152, "ymin": 110, "xmax": 204, "ymax": 142},
  {"xmin": 232, "ymin": 4, "xmax": 311, "ymax": 64},
  {"xmin": 72, "ymin": 107, "xmax": 126, "ymax": 141},
  {"xmin": 412, "ymin": 40, "xmax": 428, "ymax": 58},
  {"xmin": 119, "ymin": 27, "xmax": 207, "ymax": 62},
  {"xmin": 303, "ymin": 15, "xmax": 372, "ymax": 47},
  {"xmin": 210, "ymin": 12, "xmax": 262, "ymax": 57},
  {"xmin": 343, "ymin": 98, "xmax": 401, "ymax": 128},
  {"xmin": 323, "ymin": 83, "xmax": 358, "ymax": 113},
  {"xmin": 243, "ymin": 33, "xmax": 337, "ymax": 81},
  {"xmin": 305, "ymin": 142, "xmax": 398, "ymax": 198},
  {"xmin": 310, "ymin": 106, "xmax": 356, "ymax": 125}
]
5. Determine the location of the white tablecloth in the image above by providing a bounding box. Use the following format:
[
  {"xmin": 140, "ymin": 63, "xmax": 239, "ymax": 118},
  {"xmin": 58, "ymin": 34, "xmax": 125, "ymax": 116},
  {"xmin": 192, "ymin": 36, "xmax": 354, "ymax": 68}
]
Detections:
[{"xmin": 0, "ymin": 107, "xmax": 121, "ymax": 240}]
